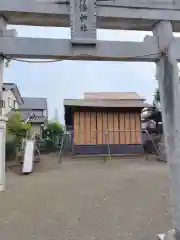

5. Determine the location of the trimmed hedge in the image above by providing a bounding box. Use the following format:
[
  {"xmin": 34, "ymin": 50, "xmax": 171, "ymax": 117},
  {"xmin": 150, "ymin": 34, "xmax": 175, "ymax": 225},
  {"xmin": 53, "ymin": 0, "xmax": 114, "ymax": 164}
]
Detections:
[
  {"xmin": 44, "ymin": 139, "xmax": 57, "ymax": 153},
  {"xmin": 6, "ymin": 138, "xmax": 60, "ymax": 161},
  {"xmin": 36, "ymin": 139, "xmax": 58, "ymax": 153}
]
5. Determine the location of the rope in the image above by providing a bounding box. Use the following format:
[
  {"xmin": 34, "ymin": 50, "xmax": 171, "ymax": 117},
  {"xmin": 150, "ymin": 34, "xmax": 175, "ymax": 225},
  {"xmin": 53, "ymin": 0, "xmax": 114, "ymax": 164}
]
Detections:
[{"xmin": 1, "ymin": 52, "xmax": 160, "ymax": 65}]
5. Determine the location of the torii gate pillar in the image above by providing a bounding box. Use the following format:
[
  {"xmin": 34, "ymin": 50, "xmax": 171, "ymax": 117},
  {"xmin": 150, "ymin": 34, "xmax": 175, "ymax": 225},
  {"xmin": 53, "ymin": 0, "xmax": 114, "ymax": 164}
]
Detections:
[
  {"xmin": 153, "ymin": 21, "xmax": 180, "ymax": 239},
  {"xmin": 0, "ymin": 16, "xmax": 7, "ymax": 192}
]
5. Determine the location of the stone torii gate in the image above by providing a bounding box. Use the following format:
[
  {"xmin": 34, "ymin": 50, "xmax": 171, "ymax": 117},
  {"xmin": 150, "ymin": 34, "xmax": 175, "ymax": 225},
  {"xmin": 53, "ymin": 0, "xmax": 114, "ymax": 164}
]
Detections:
[{"xmin": 1, "ymin": 0, "xmax": 180, "ymax": 238}]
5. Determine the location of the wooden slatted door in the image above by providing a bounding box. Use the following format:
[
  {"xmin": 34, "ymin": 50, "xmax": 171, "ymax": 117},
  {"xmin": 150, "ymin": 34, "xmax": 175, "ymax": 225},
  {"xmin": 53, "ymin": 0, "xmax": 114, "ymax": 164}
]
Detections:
[
  {"xmin": 90, "ymin": 112, "xmax": 97, "ymax": 144},
  {"xmin": 84, "ymin": 112, "xmax": 91, "ymax": 144},
  {"xmin": 74, "ymin": 112, "xmax": 79, "ymax": 144},
  {"xmin": 79, "ymin": 112, "xmax": 85, "ymax": 144},
  {"xmin": 97, "ymin": 112, "xmax": 103, "ymax": 144},
  {"xmin": 124, "ymin": 113, "xmax": 131, "ymax": 144},
  {"xmin": 119, "ymin": 113, "xmax": 125, "ymax": 144},
  {"xmin": 130, "ymin": 113, "xmax": 136, "ymax": 144},
  {"xmin": 135, "ymin": 113, "xmax": 141, "ymax": 144},
  {"xmin": 73, "ymin": 110, "xmax": 142, "ymax": 146},
  {"xmin": 113, "ymin": 112, "xmax": 119, "ymax": 144},
  {"xmin": 102, "ymin": 112, "xmax": 108, "ymax": 144},
  {"xmin": 107, "ymin": 112, "xmax": 114, "ymax": 144}
]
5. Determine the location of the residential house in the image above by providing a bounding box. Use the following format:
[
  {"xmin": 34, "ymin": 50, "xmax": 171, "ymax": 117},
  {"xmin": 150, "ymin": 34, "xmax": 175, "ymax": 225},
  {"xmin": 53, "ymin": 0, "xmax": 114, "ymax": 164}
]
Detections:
[
  {"xmin": 64, "ymin": 92, "xmax": 150, "ymax": 156},
  {"xmin": 141, "ymin": 107, "xmax": 163, "ymax": 134},
  {"xmin": 19, "ymin": 97, "xmax": 48, "ymax": 136},
  {"xmin": 2, "ymin": 83, "xmax": 48, "ymax": 136},
  {"xmin": 2, "ymin": 83, "xmax": 23, "ymax": 115}
]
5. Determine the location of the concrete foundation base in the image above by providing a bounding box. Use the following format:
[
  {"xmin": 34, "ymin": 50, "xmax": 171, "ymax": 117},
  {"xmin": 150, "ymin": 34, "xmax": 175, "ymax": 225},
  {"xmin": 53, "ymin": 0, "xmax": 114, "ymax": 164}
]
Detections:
[
  {"xmin": 0, "ymin": 184, "xmax": 5, "ymax": 192},
  {"xmin": 73, "ymin": 144, "xmax": 144, "ymax": 156},
  {"xmin": 157, "ymin": 229, "xmax": 177, "ymax": 240}
]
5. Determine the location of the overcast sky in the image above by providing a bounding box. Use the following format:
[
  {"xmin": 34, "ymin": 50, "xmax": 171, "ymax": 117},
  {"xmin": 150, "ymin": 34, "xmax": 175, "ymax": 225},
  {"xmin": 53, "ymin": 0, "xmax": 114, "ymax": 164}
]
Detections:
[{"xmin": 4, "ymin": 25, "xmax": 159, "ymax": 123}]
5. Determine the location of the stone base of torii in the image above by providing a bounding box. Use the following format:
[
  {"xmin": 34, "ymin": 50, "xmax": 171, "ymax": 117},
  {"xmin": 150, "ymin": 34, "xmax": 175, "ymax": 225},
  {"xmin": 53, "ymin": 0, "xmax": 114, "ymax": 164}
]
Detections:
[{"xmin": 1, "ymin": 1, "xmax": 180, "ymax": 239}]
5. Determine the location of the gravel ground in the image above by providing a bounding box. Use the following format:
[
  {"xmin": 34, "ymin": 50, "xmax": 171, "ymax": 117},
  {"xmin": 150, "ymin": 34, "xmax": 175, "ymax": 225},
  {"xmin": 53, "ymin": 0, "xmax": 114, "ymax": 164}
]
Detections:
[{"xmin": 0, "ymin": 155, "xmax": 172, "ymax": 240}]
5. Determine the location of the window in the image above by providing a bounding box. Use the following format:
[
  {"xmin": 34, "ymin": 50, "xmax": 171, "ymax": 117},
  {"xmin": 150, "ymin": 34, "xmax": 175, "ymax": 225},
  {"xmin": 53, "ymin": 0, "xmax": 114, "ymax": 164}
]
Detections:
[
  {"xmin": 13, "ymin": 100, "xmax": 16, "ymax": 109},
  {"xmin": 43, "ymin": 110, "xmax": 47, "ymax": 116},
  {"xmin": 8, "ymin": 98, "xmax": 17, "ymax": 109}
]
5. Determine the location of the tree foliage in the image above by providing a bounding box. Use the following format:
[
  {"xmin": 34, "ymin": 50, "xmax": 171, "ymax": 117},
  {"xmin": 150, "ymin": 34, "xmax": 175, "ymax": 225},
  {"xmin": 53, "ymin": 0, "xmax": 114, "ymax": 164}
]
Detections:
[
  {"xmin": 7, "ymin": 112, "xmax": 31, "ymax": 143},
  {"xmin": 153, "ymin": 88, "xmax": 160, "ymax": 105},
  {"xmin": 43, "ymin": 121, "xmax": 64, "ymax": 141}
]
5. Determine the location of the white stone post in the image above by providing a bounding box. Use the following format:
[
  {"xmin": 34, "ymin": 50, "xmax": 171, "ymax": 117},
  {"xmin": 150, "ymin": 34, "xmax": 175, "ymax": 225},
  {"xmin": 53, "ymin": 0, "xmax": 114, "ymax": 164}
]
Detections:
[
  {"xmin": 0, "ymin": 116, "xmax": 7, "ymax": 191},
  {"xmin": 0, "ymin": 56, "xmax": 4, "ymax": 116},
  {"xmin": 0, "ymin": 17, "xmax": 7, "ymax": 191},
  {"xmin": 0, "ymin": 17, "xmax": 6, "ymax": 116},
  {"xmin": 153, "ymin": 21, "xmax": 180, "ymax": 239}
]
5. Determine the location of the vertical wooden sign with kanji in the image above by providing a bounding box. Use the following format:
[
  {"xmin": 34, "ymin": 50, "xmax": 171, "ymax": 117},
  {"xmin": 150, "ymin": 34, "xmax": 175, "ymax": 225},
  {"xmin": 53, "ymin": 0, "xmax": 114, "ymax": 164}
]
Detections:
[{"xmin": 70, "ymin": 0, "xmax": 96, "ymax": 45}]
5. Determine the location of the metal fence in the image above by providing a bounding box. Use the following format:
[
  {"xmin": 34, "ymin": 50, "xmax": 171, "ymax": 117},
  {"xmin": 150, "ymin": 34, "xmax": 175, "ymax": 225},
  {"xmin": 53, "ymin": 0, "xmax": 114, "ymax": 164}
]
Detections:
[
  {"xmin": 105, "ymin": 129, "xmax": 162, "ymax": 160},
  {"xmin": 59, "ymin": 131, "xmax": 74, "ymax": 163}
]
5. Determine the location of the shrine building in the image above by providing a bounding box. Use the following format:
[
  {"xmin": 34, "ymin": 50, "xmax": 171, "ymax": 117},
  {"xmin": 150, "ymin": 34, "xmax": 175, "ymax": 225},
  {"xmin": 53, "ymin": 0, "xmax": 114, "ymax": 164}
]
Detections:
[{"xmin": 64, "ymin": 92, "xmax": 149, "ymax": 156}]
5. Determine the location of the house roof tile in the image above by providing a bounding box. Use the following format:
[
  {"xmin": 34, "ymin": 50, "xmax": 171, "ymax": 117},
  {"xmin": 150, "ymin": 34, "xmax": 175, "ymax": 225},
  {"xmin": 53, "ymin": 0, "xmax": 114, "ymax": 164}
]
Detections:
[
  {"xmin": 64, "ymin": 99, "xmax": 150, "ymax": 108},
  {"xmin": 3, "ymin": 82, "xmax": 23, "ymax": 104},
  {"xmin": 84, "ymin": 92, "xmax": 145, "ymax": 100},
  {"xmin": 7, "ymin": 110, "xmax": 47, "ymax": 123},
  {"xmin": 20, "ymin": 97, "xmax": 47, "ymax": 110}
]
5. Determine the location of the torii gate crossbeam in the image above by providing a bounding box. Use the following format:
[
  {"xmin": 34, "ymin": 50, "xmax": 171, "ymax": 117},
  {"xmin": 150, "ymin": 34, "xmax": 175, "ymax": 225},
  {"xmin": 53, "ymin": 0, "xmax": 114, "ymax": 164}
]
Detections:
[
  {"xmin": 1, "ymin": 0, "xmax": 180, "ymax": 31},
  {"xmin": 0, "ymin": 37, "xmax": 160, "ymax": 61},
  {"xmin": 2, "ymin": 36, "xmax": 180, "ymax": 62}
]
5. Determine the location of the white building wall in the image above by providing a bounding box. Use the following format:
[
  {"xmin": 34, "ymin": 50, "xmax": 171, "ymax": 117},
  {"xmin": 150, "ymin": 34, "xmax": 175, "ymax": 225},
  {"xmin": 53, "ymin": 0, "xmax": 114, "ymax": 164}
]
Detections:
[{"xmin": 2, "ymin": 89, "xmax": 20, "ymax": 116}]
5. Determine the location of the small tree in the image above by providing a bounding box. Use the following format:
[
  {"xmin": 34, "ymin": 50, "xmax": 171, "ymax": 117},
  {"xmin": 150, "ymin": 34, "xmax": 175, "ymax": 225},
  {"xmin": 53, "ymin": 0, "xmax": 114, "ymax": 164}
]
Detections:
[
  {"xmin": 7, "ymin": 112, "xmax": 31, "ymax": 143},
  {"xmin": 42, "ymin": 121, "xmax": 64, "ymax": 152},
  {"xmin": 43, "ymin": 121, "xmax": 64, "ymax": 142}
]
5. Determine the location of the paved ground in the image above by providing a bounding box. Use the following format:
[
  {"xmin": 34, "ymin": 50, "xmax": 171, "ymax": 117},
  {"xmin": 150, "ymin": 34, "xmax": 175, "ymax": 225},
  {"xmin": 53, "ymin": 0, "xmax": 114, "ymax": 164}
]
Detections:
[{"xmin": 0, "ymin": 155, "xmax": 171, "ymax": 240}]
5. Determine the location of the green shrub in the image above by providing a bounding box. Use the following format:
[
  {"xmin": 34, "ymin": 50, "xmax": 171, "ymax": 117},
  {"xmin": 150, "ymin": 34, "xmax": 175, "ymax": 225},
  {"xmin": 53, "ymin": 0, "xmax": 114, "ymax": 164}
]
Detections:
[
  {"xmin": 6, "ymin": 141, "xmax": 16, "ymax": 162},
  {"xmin": 43, "ymin": 121, "xmax": 64, "ymax": 143},
  {"xmin": 7, "ymin": 112, "xmax": 31, "ymax": 144},
  {"xmin": 44, "ymin": 139, "xmax": 57, "ymax": 153}
]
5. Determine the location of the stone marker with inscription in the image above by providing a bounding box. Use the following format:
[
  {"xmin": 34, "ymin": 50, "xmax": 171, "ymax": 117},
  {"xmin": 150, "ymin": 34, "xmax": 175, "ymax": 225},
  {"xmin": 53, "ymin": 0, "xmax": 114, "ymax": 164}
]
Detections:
[{"xmin": 70, "ymin": 0, "xmax": 96, "ymax": 45}]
